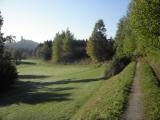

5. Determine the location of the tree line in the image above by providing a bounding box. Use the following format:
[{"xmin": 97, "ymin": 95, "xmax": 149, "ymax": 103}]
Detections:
[
  {"xmin": 104, "ymin": 0, "xmax": 160, "ymax": 77},
  {"xmin": 35, "ymin": 20, "xmax": 114, "ymax": 63},
  {"xmin": 115, "ymin": 0, "xmax": 160, "ymax": 60}
]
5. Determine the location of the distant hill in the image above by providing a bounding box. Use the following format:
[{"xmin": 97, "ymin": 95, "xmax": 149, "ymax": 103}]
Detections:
[{"xmin": 5, "ymin": 37, "xmax": 38, "ymax": 50}]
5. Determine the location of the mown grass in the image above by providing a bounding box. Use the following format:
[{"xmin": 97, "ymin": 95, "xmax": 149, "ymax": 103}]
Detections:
[
  {"xmin": 72, "ymin": 62, "xmax": 136, "ymax": 120},
  {"xmin": 0, "ymin": 59, "xmax": 106, "ymax": 120},
  {"xmin": 140, "ymin": 63, "xmax": 160, "ymax": 120}
]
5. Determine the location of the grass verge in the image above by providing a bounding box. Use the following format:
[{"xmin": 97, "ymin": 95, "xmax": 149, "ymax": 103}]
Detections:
[
  {"xmin": 146, "ymin": 48, "xmax": 160, "ymax": 79},
  {"xmin": 140, "ymin": 63, "xmax": 160, "ymax": 120},
  {"xmin": 72, "ymin": 62, "xmax": 136, "ymax": 120}
]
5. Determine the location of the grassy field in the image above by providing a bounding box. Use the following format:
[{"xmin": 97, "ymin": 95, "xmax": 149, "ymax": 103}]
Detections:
[
  {"xmin": 0, "ymin": 60, "xmax": 106, "ymax": 120},
  {"xmin": 140, "ymin": 63, "xmax": 160, "ymax": 120},
  {"xmin": 72, "ymin": 62, "xmax": 136, "ymax": 120}
]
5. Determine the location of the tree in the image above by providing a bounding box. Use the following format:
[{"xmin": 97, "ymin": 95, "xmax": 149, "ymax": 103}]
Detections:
[
  {"xmin": 13, "ymin": 50, "xmax": 22, "ymax": 64},
  {"xmin": 35, "ymin": 43, "xmax": 44, "ymax": 58},
  {"xmin": 42, "ymin": 40, "xmax": 52, "ymax": 60},
  {"xmin": 115, "ymin": 16, "xmax": 137, "ymax": 59},
  {"xmin": 87, "ymin": 19, "xmax": 113, "ymax": 62},
  {"xmin": 53, "ymin": 33, "xmax": 64, "ymax": 63},
  {"xmin": 130, "ymin": 0, "xmax": 160, "ymax": 53},
  {"xmin": 34, "ymin": 41, "xmax": 53, "ymax": 61},
  {"xmin": 53, "ymin": 29, "xmax": 76, "ymax": 63},
  {"xmin": 0, "ymin": 11, "xmax": 18, "ymax": 91},
  {"xmin": 63, "ymin": 29, "xmax": 74, "ymax": 62},
  {"xmin": 114, "ymin": 17, "xmax": 127, "ymax": 59},
  {"xmin": 72, "ymin": 40, "xmax": 87, "ymax": 60}
]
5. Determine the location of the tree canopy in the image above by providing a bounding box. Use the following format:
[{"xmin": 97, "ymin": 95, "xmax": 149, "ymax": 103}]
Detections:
[
  {"xmin": 87, "ymin": 19, "xmax": 114, "ymax": 62},
  {"xmin": 115, "ymin": 0, "xmax": 160, "ymax": 60}
]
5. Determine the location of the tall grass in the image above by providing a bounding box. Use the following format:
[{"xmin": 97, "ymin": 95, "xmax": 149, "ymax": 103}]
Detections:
[
  {"xmin": 140, "ymin": 63, "xmax": 160, "ymax": 120},
  {"xmin": 72, "ymin": 62, "xmax": 136, "ymax": 120},
  {"xmin": 146, "ymin": 48, "xmax": 160, "ymax": 78}
]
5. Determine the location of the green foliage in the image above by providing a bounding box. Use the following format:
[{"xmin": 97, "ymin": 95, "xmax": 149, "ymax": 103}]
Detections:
[
  {"xmin": 42, "ymin": 41, "xmax": 52, "ymax": 60},
  {"xmin": 53, "ymin": 30, "xmax": 75, "ymax": 63},
  {"xmin": 0, "ymin": 54, "xmax": 18, "ymax": 90},
  {"xmin": 35, "ymin": 43, "xmax": 44, "ymax": 58},
  {"xmin": 114, "ymin": 17, "xmax": 127, "ymax": 58},
  {"xmin": 87, "ymin": 19, "xmax": 114, "ymax": 62},
  {"xmin": 53, "ymin": 33, "xmax": 63, "ymax": 63},
  {"xmin": 115, "ymin": 16, "xmax": 137, "ymax": 59},
  {"xmin": 72, "ymin": 62, "xmax": 136, "ymax": 120},
  {"xmin": 53, "ymin": 29, "xmax": 87, "ymax": 63},
  {"xmin": 35, "ymin": 41, "xmax": 52, "ymax": 61},
  {"xmin": 72, "ymin": 40, "xmax": 87, "ymax": 60},
  {"xmin": 146, "ymin": 48, "xmax": 160, "ymax": 72},
  {"xmin": 104, "ymin": 57, "xmax": 131, "ymax": 78},
  {"xmin": 115, "ymin": 0, "xmax": 160, "ymax": 59},
  {"xmin": 122, "ymin": 21, "xmax": 137, "ymax": 57},
  {"xmin": 140, "ymin": 63, "xmax": 160, "ymax": 120},
  {"xmin": 130, "ymin": 0, "xmax": 160, "ymax": 52},
  {"xmin": 0, "ymin": 11, "xmax": 18, "ymax": 91},
  {"xmin": 62, "ymin": 29, "xmax": 74, "ymax": 62},
  {"xmin": 12, "ymin": 49, "xmax": 22, "ymax": 64}
]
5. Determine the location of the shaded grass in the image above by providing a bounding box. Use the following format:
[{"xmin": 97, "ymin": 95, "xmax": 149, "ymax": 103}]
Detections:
[
  {"xmin": 140, "ymin": 63, "xmax": 160, "ymax": 120},
  {"xmin": 72, "ymin": 62, "xmax": 136, "ymax": 120},
  {"xmin": 146, "ymin": 49, "xmax": 160, "ymax": 79},
  {"xmin": 0, "ymin": 59, "xmax": 106, "ymax": 120},
  {"xmin": 19, "ymin": 75, "xmax": 50, "ymax": 79}
]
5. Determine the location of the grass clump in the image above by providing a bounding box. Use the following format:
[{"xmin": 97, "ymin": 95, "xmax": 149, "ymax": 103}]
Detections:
[
  {"xmin": 140, "ymin": 63, "xmax": 160, "ymax": 120},
  {"xmin": 72, "ymin": 62, "xmax": 136, "ymax": 120},
  {"xmin": 146, "ymin": 48, "xmax": 160, "ymax": 78}
]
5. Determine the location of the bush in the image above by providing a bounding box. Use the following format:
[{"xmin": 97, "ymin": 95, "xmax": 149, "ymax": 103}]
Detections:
[
  {"xmin": 104, "ymin": 57, "xmax": 131, "ymax": 78},
  {"xmin": 0, "ymin": 52, "xmax": 18, "ymax": 91}
]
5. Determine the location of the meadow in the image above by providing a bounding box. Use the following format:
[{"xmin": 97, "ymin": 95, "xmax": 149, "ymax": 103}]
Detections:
[
  {"xmin": 0, "ymin": 60, "xmax": 106, "ymax": 120},
  {"xmin": 1, "ymin": 59, "xmax": 160, "ymax": 120}
]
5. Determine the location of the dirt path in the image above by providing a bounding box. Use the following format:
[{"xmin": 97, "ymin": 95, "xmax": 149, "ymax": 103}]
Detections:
[{"xmin": 120, "ymin": 62, "xmax": 144, "ymax": 120}]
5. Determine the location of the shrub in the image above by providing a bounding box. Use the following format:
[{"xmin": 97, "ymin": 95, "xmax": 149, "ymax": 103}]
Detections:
[
  {"xmin": 0, "ymin": 54, "xmax": 18, "ymax": 91},
  {"xmin": 104, "ymin": 57, "xmax": 131, "ymax": 78}
]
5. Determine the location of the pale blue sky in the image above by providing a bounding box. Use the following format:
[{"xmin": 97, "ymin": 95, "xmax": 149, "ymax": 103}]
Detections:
[{"xmin": 0, "ymin": 0, "xmax": 131, "ymax": 42}]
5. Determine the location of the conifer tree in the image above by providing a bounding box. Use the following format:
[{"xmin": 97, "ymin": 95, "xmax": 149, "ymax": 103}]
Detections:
[
  {"xmin": 63, "ymin": 29, "xmax": 74, "ymax": 62},
  {"xmin": 87, "ymin": 19, "xmax": 112, "ymax": 62},
  {"xmin": 53, "ymin": 33, "xmax": 63, "ymax": 63}
]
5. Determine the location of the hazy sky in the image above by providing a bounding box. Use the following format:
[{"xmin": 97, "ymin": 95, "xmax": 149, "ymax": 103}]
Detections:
[{"xmin": 0, "ymin": 0, "xmax": 131, "ymax": 43}]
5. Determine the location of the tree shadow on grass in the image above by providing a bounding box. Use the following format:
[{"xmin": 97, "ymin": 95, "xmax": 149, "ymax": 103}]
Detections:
[
  {"xmin": 40, "ymin": 77, "xmax": 107, "ymax": 86},
  {"xmin": 0, "ymin": 80, "xmax": 74, "ymax": 106},
  {"xmin": 19, "ymin": 75, "xmax": 50, "ymax": 79},
  {"xmin": 21, "ymin": 61, "xmax": 37, "ymax": 65},
  {"xmin": 0, "ymin": 76, "xmax": 106, "ymax": 106}
]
